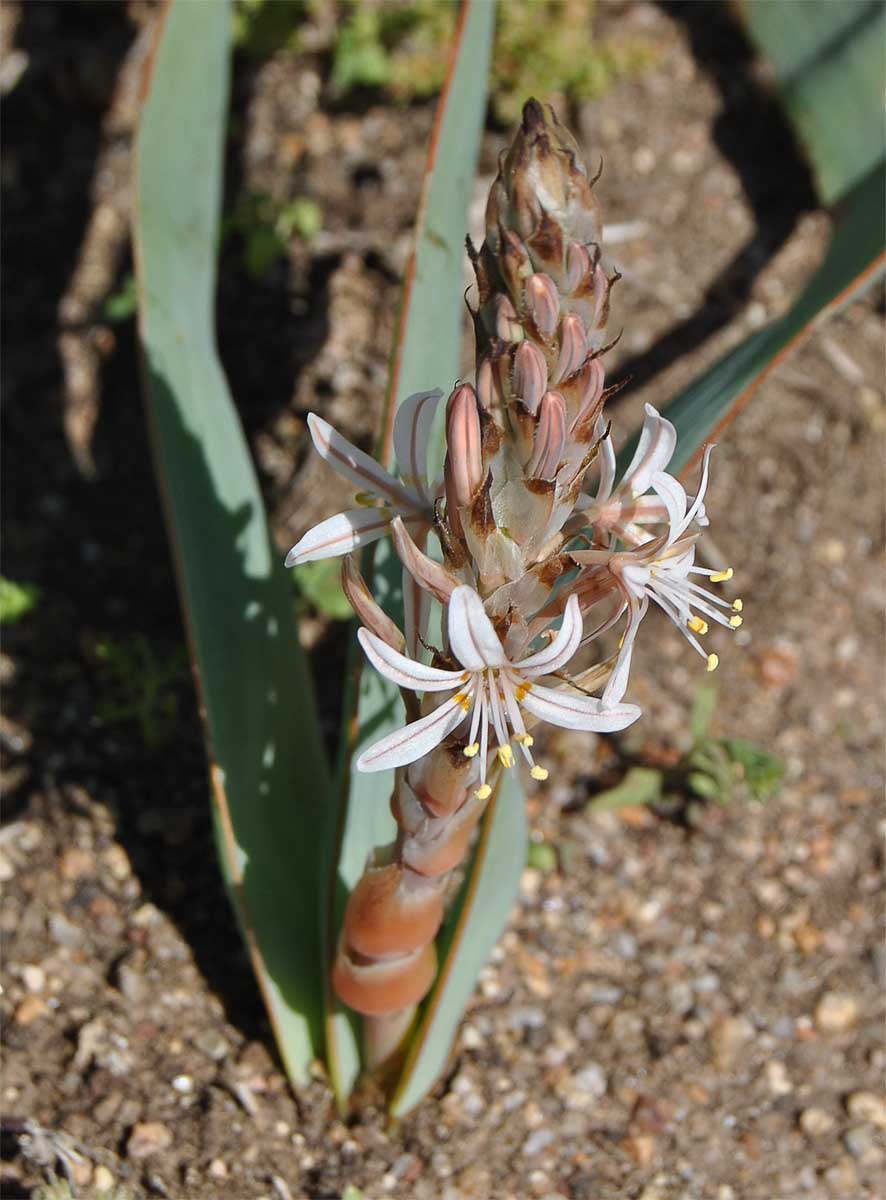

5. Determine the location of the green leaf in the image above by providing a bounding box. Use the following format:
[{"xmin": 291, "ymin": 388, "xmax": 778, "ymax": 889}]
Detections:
[
  {"xmin": 294, "ymin": 558, "xmax": 352, "ymax": 620},
  {"xmin": 588, "ymin": 765, "xmax": 663, "ymax": 812},
  {"xmin": 324, "ymin": 0, "xmax": 496, "ymax": 1107},
  {"xmin": 390, "ymin": 770, "xmax": 526, "ymax": 1117},
  {"xmin": 689, "ymin": 680, "xmax": 718, "ymax": 745},
  {"xmin": 620, "ymin": 165, "xmax": 885, "ymax": 478},
  {"xmin": 741, "ymin": 0, "xmax": 884, "ymax": 204},
  {"xmin": 134, "ymin": 0, "xmax": 334, "ymax": 1086},
  {"xmin": 0, "ymin": 577, "xmax": 40, "ymax": 624}
]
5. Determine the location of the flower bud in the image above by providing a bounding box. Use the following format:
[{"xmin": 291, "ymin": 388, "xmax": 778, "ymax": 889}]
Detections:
[
  {"xmin": 512, "ymin": 340, "xmax": 548, "ymax": 414},
  {"xmin": 553, "ymin": 313, "xmax": 589, "ymax": 384},
  {"xmin": 525, "ymin": 273, "xmax": 559, "ymax": 338},
  {"xmin": 527, "ymin": 390, "xmax": 567, "ymax": 480},
  {"xmin": 494, "ymin": 294, "xmax": 522, "ymax": 343},
  {"xmin": 444, "ymin": 384, "xmax": 484, "ymax": 512}
]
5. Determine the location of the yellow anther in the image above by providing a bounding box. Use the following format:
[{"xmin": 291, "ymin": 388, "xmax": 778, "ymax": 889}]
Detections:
[
  {"xmin": 732, "ymin": 598, "xmax": 743, "ymax": 612},
  {"xmin": 453, "ymin": 692, "xmax": 472, "ymax": 712},
  {"xmin": 729, "ymin": 614, "xmax": 743, "ymax": 628},
  {"xmin": 498, "ymin": 745, "xmax": 515, "ymax": 768},
  {"xmin": 711, "ymin": 568, "xmax": 733, "ymax": 583},
  {"xmin": 515, "ymin": 682, "xmax": 532, "ymax": 701},
  {"xmin": 688, "ymin": 616, "xmax": 708, "ymax": 635},
  {"xmin": 530, "ymin": 765, "xmax": 549, "ymax": 781},
  {"xmin": 515, "ymin": 733, "xmax": 534, "ymax": 747},
  {"xmin": 463, "ymin": 742, "xmax": 480, "ymax": 758},
  {"xmin": 475, "ymin": 783, "xmax": 492, "ymax": 800},
  {"xmin": 706, "ymin": 653, "xmax": 719, "ymax": 673},
  {"xmin": 354, "ymin": 491, "xmax": 382, "ymax": 507}
]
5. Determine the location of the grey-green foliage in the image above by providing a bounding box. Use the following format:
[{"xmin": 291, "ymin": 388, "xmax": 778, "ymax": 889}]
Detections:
[{"xmin": 0, "ymin": 576, "xmax": 40, "ymax": 624}]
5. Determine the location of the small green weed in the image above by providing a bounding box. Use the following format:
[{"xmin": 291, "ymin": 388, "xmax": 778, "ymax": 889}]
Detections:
[
  {"xmin": 0, "ymin": 576, "xmax": 40, "ymax": 624},
  {"xmin": 94, "ymin": 634, "xmax": 187, "ymax": 748},
  {"xmin": 293, "ymin": 557, "xmax": 352, "ymax": 620},
  {"xmin": 223, "ymin": 192, "xmax": 323, "ymax": 279}
]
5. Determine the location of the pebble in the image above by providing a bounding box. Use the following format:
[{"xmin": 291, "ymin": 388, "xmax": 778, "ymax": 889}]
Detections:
[
  {"xmin": 127, "ymin": 1121, "xmax": 173, "ymax": 1159},
  {"xmin": 208, "ymin": 1159, "xmax": 228, "ymax": 1179},
  {"xmin": 172, "ymin": 1074, "xmax": 193, "ymax": 1094},
  {"xmin": 93, "ymin": 1166, "xmax": 116, "ymax": 1193},
  {"xmin": 844, "ymin": 1125, "xmax": 885, "ymax": 1165},
  {"xmin": 522, "ymin": 1128, "xmax": 555, "ymax": 1156},
  {"xmin": 822, "ymin": 1158, "xmax": 859, "ymax": 1191},
  {"xmin": 846, "ymin": 1091, "xmax": 886, "ymax": 1128},
  {"xmin": 49, "ymin": 912, "xmax": 86, "ymax": 948},
  {"xmin": 194, "ymin": 1027, "xmax": 231, "ymax": 1061},
  {"xmin": 799, "ymin": 1107, "xmax": 835, "ymax": 1137},
  {"xmin": 101, "ymin": 844, "xmax": 132, "ymax": 880},
  {"xmin": 624, "ymin": 1134, "xmax": 657, "ymax": 1166},
  {"xmin": 15, "ymin": 995, "xmax": 48, "ymax": 1025},
  {"xmin": 764, "ymin": 1060, "xmax": 792, "ymax": 1095},
  {"xmin": 711, "ymin": 1015, "xmax": 754, "ymax": 1069},
  {"xmin": 0, "ymin": 850, "xmax": 14, "ymax": 882},
  {"xmin": 59, "ymin": 846, "xmax": 96, "ymax": 880},
  {"xmin": 22, "ymin": 964, "xmax": 46, "ymax": 993},
  {"xmin": 814, "ymin": 991, "xmax": 859, "ymax": 1031},
  {"xmin": 558, "ymin": 1062, "xmax": 607, "ymax": 1109}
]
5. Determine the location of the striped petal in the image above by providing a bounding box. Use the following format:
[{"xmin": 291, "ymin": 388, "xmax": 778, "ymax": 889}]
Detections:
[
  {"xmin": 307, "ymin": 413, "xmax": 419, "ymax": 512},
  {"xmin": 519, "ymin": 681, "xmax": 641, "ymax": 732},
  {"xmin": 447, "ymin": 586, "xmax": 507, "ymax": 670},
  {"xmin": 518, "ymin": 595, "xmax": 583, "ymax": 676},
  {"xmin": 393, "ymin": 390, "xmax": 443, "ymax": 502},
  {"xmin": 357, "ymin": 627, "xmax": 465, "ymax": 692},
  {"xmin": 356, "ymin": 696, "xmax": 468, "ymax": 773},
  {"xmin": 285, "ymin": 508, "xmax": 392, "ymax": 566},
  {"xmin": 623, "ymin": 404, "xmax": 676, "ymax": 496}
]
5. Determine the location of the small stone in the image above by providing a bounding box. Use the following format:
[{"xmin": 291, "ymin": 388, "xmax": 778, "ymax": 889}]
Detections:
[
  {"xmin": 15, "ymin": 995, "xmax": 48, "ymax": 1025},
  {"xmin": 0, "ymin": 851, "xmax": 14, "ymax": 882},
  {"xmin": 193, "ymin": 1027, "xmax": 231, "ymax": 1061},
  {"xmin": 522, "ymin": 1128, "xmax": 555, "ymax": 1156},
  {"xmin": 624, "ymin": 1134, "xmax": 657, "ymax": 1167},
  {"xmin": 93, "ymin": 1166, "xmax": 116, "ymax": 1193},
  {"xmin": 822, "ymin": 1158, "xmax": 859, "ymax": 1192},
  {"xmin": 764, "ymin": 1060, "xmax": 792, "ymax": 1095},
  {"xmin": 556, "ymin": 1062, "xmax": 607, "ymax": 1109},
  {"xmin": 101, "ymin": 844, "xmax": 132, "ymax": 880},
  {"xmin": 59, "ymin": 846, "xmax": 96, "ymax": 880},
  {"xmin": 711, "ymin": 1015, "xmax": 754, "ymax": 1069},
  {"xmin": 208, "ymin": 1159, "xmax": 228, "ymax": 1179},
  {"xmin": 172, "ymin": 1074, "xmax": 193, "ymax": 1094},
  {"xmin": 22, "ymin": 965, "xmax": 46, "ymax": 993},
  {"xmin": 847, "ymin": 1091, "xmax": 886, "ymax": 1129},
  {"xmin": 127, "ymin": 1121, "xmax": 173, "ymax": 1159},
  {"xmin": 48, "ymin": 912, "xmax": 86, "ymax": 948},
  {"xmin": 815, "ymin": 991, "xmax": 859, "ymax": 1032},
  {"xmin": 799, "ymin": 1107, "xmax": 835, "ymax": 1137},
  {"xmin": 844, "ymin": 1125, "xmax": 885, "ymax": 1165}
]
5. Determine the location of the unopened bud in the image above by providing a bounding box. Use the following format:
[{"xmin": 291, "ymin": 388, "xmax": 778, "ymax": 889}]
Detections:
[
  {"xmin": 566, "ymin": 242, "xmax": 593, "ymax": 294},
  {"xmin": 570, "ymin": 357, "xmax": 606, "ymax": 433},
  {"xmin": 527, "ymin": 390, "xmax": 567, "ymax": 480},
  {"xmin": 444, "ymin": 384, "xmax": 484, "ymax": 510},
  {"xmin": 554, "ymin": 313, "xmax": 589, "ymax": 384},
  {"xmin": 494, "ymin": 295, "xmax": 522, "ymax": 343},
  {"xmin": 525, "ymin": 273, "xmax": 559, "ymax": 338},
  {"xmin": 512, "ymin": 341, "xmax": 548, "ymax": 415}
]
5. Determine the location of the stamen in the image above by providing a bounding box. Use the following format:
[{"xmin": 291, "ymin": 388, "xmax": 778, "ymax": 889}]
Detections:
[
  {"xmin": 515, "ymin": 681, "xmax": 532, "ymax": 701},
  {"xmin": 530, "ymin": 765, "xmax": 549, "ymax": 781},
  {"xmin": 498, "ymin": 745, "xmax": 515, "ymax": 768},
  {"xmin": 729, "ymin": 614, "xmax": 743, "ymax": 628},
  {"xmin": 354, "ymin": 491, "xmax": 383, "ymax": 508},
  {"xmin": 732, "ymin": 598, "xmax": 743, "ymax": 612},
  {"xmin": 706, "ymin": 653, "xmax": 719, "ymax": 672},
  {"xmin": 687, "ymin": 616, "xmax": 708, "ymax": 635},
  {"xmin": 475, "ymin": 784, "xmax": 492, "ymax": 800},
  {"xmin": 463, "ymin": 742, "xmax": 480, "ymax": 758},
  {"xmin": 453, "ymin": 692, "xmax": 472, "ymax": 712},
  {"xmin": 514, "ymin": 733, "xmax": 534, "ymax": 747},
  {"xmin": 710, "ymin": 568, "xmax": 733, "ymax": 583}
]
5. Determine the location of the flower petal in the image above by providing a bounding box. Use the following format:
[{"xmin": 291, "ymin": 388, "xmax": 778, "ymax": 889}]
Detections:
[
  {"xmin": 356, "ymin": 696, "xmax": 467, "ymax": 772},
  {"xmin": 650, "ymin": 470, "xmax": 688, "ymax": 544},
  {"xmin": 602, "ymin": 595, "xmax": 647, "ymax": 706},
  {"xmin": 518, "ymin": 595, "xmax": 583, "ymax": 676},
  {"xmin": 285, "ymin": 508, "xmax": 392, "ymax": 566},
  {"xmin": 357, "ymin": 627, "xmax": 465, "ymax": 692},
  {"xmin": 391, "ymin": 516, "xmax": 461, "ymax": 603},
  {"xmin": 307, "ymin": 413, "xmax": 419, "ymax": 511},
  {"xmin": 393, "ymin": 390, "xmax": 443, "ymax": 501},
  {"xmin": 447, "ymin": 586, "xmax": 507, "ymax": 670},
  {"xmin": 519, "ymin": 681, "xmax": 641, "ymax": 732},
  {"xmin": 622, "ymin": 404, "xmax": 676, "ymax": 496},
  {"xmin": 341, "ymin": 556, "xmax": 405, "ymax": 651},
  {"xmin": 593, "ymin": 415, "xmax": 616, "ymax": 502}
]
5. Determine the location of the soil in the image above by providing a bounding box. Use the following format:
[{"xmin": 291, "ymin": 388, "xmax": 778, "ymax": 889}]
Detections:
[{"xmin": 2, "ymin": 2, "xmax": 884, "ymax": 1199}]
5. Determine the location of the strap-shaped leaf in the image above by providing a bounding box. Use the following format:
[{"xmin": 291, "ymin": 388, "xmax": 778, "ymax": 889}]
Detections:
[
  {"xmin": 622, "ymin": 165, "xmax": 885, "ymax": 478},
  {"xmin": 325, "ymin": 0, "xmax": 497, "ymax": 1106},
  {"xmin": 741, "ymin": 0, "xmax": 884, "ymax": 205},
  {"xmin": 134, "ymin": 0, "xmax": 334, "ymax": 1086},
  {"xmin": 390, "ymin": 771, "xmax": 527, "ymax": 1117}
]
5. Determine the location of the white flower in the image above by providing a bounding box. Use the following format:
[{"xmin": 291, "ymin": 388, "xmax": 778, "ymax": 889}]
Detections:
[
  {"xmin": 582, "ymin": 404, "xmax": 706, "ymax": 546},
  {"xmin": 355, "ymin": 585, "xmax": 641, "ymax": 796},
  {"xmin": 575, "ymin": 443, "xmax": 741, "ymax": 706},
  {"xmin": 284, "ymin": 389, "xmax": 442, "ymax": 566}
]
